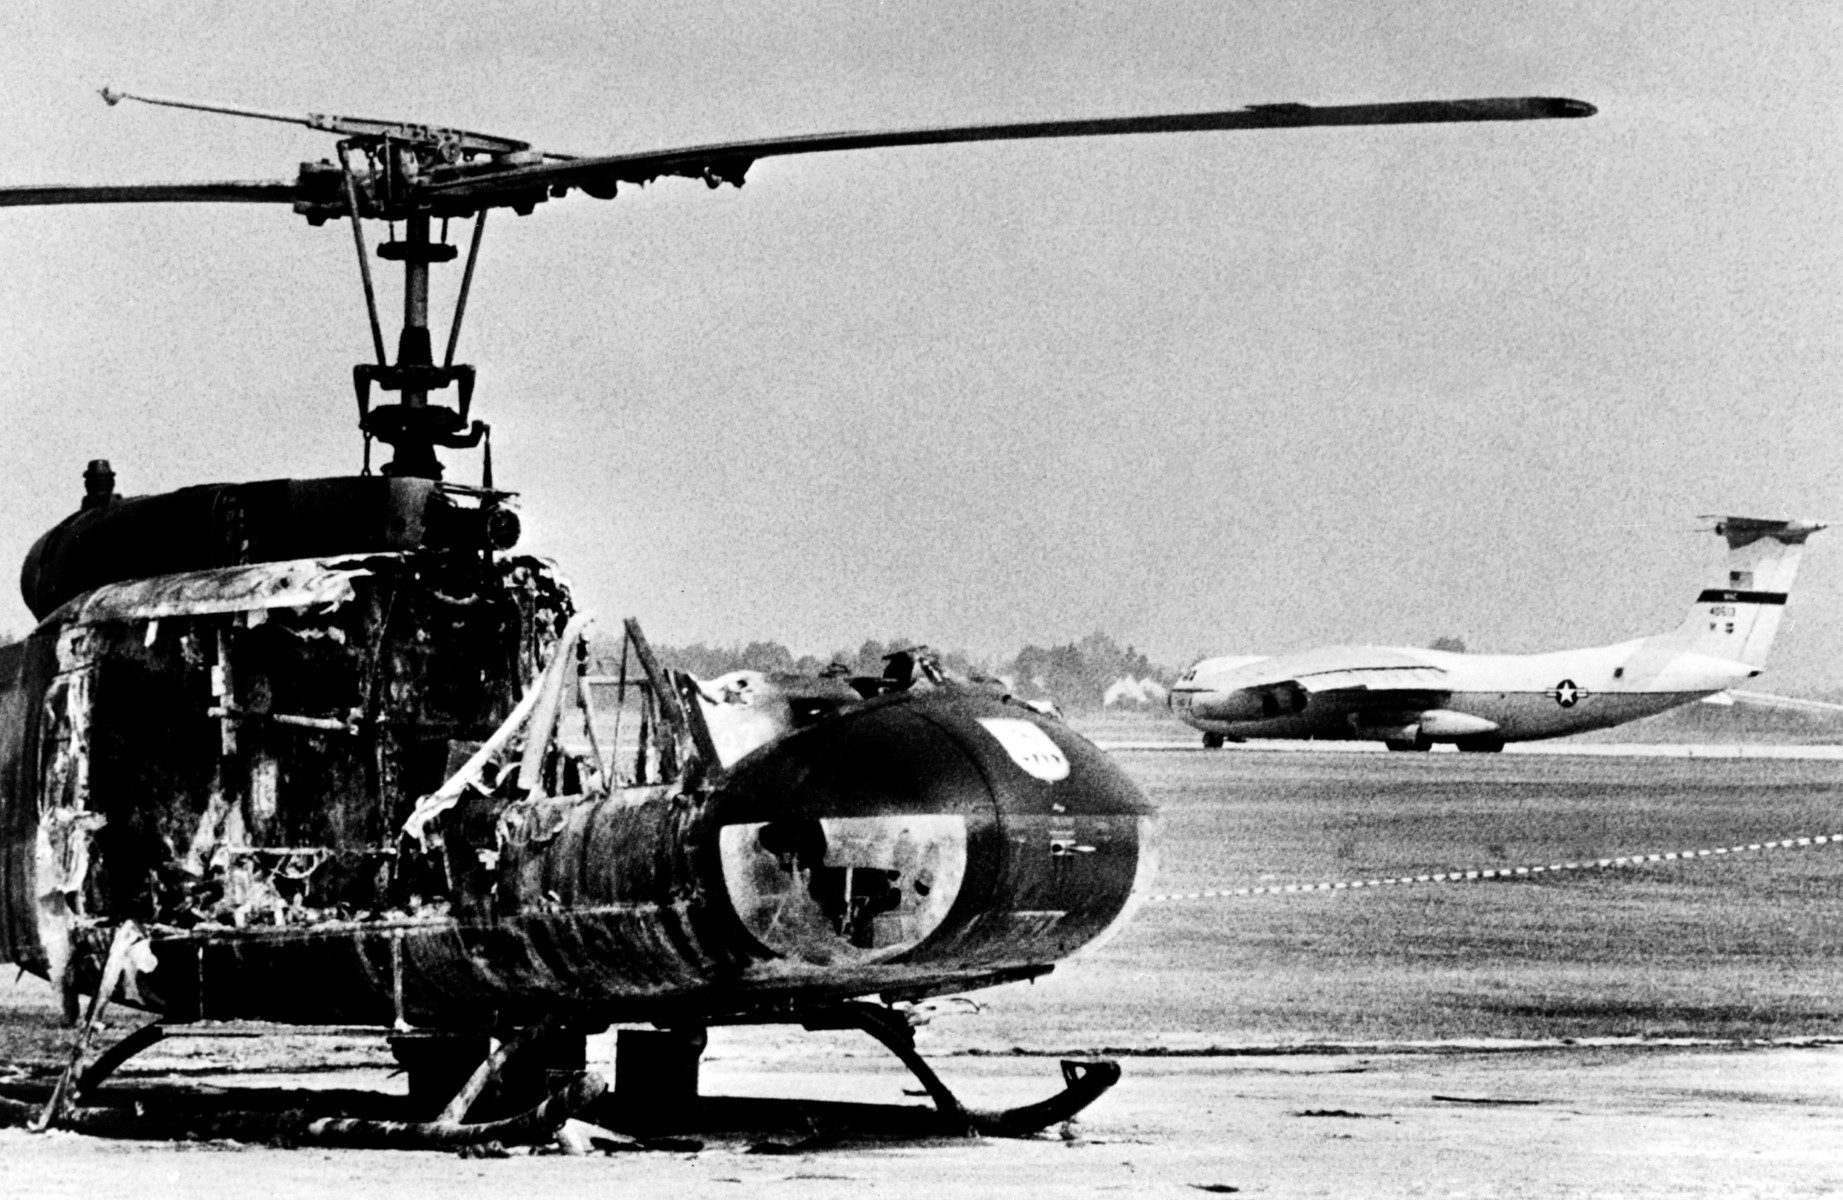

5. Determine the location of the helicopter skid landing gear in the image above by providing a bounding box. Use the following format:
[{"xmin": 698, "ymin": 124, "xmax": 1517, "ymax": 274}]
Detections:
[
  {"xmin": 3, "ymin": 1021, "xmax": 604, "ymax": 1147},
  {"xmin": 807, "ymin": 1002, "xmax": 1122, "ymax": 1137}
]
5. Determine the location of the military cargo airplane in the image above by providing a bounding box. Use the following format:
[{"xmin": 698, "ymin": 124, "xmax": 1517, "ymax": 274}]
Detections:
[{"xmin": 1169, "ymin": 516, "xmax": 1825, "ymax": 751}]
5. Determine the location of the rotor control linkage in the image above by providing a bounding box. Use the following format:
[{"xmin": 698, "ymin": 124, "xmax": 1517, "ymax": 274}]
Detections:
[
  {"xmin": 352, "ymin": 360, "xmax": 482, "ymax": 475},
  {"xmin": 341, "ymin": 176, "xmax": 488, "ymax": 478}
]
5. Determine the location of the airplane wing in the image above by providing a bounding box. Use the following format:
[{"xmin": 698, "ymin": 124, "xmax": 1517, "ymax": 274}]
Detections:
[
  {"xmin": 1207, "ymin": 648, "xmax": 1449, "ymax": 699},
  {"xmin": 1286, "ymin": 665, "xmax": 1451, "ymax": 698},
  {"xmin": 1183, "ymin": 648, "xmax": 1452, "ymax": 721}
]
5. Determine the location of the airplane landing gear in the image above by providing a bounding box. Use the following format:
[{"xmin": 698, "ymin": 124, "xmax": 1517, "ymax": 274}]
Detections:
[{"xmin": 1202, "ymin": 732, "xmax": 1225, "ymax": 749}]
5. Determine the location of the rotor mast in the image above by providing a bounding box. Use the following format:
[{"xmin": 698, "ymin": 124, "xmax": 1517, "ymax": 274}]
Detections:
[
  {"xmin": 344, "ymin": 143, "xmax": 484, "ymax": 481},
  {"xmin": 99, "ymin": 86, "xmax": 505, "ymax": 481}
]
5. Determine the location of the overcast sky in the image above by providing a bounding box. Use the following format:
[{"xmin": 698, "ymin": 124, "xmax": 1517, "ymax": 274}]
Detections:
[{"xmin": 3, "ymin": 3, "xmax": 1842, "ymax": 687}]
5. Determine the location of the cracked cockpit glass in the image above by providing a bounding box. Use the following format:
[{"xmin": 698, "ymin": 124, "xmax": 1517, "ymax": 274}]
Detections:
[{"xmin": 719, "ymin": 815, "xmax": 967, "ymax": 965}]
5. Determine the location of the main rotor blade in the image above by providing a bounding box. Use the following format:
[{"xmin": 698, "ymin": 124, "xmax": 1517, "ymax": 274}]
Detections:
[
  {"xmin": 425, "ymin": 95, "xmax": 1596, "ymax": 205},
  {"xmin": 1, "ymin": 95, "xmax": 1593, "ymax": 221},
  {"xmin": 0, "ymin": 180, "xmax": 302, "ymax": 208}
]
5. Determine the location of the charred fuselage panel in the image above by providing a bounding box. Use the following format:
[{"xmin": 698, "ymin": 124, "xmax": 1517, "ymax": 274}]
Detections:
[
  {"xmin": 66, "ymin": 686, "xmax": 1155, "ymax": 1031},
  {"xmin": 20, "ymin": 474, "xmax": 523, "ymax": 621},
  {"xmin": 0, "ymin": 543, "xmax": 1154, "ymax": 1033},
  {"xmin": 0, "ymin": 552, "xmax": 569, "ymax": 977}
]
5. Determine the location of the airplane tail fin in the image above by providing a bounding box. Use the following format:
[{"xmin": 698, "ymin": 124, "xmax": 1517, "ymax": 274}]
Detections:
[{"xmin": 1675, "ymin": 516, "xmax": 1825, "ymax": 667}]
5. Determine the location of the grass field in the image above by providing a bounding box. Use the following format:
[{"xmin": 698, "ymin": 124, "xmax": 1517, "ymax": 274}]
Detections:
[{"xmin": 955, "ymin": 748, "xmax": 1843, "ymax": 1049}]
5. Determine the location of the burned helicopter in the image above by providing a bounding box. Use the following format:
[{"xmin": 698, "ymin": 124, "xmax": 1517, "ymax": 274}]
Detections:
[{"xmin": 0, "ymin": 88, "xmax": 1594, "ymax": 1144}]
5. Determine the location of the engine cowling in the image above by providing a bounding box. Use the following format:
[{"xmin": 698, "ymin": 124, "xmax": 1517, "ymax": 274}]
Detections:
[{"xmin": 1187, "ymin": 681, "xmax": 1309, "ymax": 723}]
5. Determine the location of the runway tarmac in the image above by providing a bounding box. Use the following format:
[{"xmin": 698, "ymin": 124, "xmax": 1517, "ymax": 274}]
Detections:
[
  {"xmin": 3, "ymin": 745, "xmax": 1841, "ymax": 1195},
  {"xmin": 1099, "ymin": 737, "xmax": 1843, "ymax": 759}
]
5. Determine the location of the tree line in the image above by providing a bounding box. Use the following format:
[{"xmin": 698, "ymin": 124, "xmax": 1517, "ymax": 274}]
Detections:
[{"xmin": 588, "ymin": 630, "xmax": 1174, "ymax": 712}]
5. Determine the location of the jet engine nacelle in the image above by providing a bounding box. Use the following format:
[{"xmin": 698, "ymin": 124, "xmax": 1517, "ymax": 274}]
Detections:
[
  {"xmin": 1189, "ymin": 681, "xmax": 1309, "ymax": 723},
  {"xmin": 1414, "ymin": 709, "xmax": 1500, "ymax": 738}
]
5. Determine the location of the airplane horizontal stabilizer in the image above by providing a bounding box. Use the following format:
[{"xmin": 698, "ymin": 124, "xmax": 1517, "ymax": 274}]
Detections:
[{"xmin": 1726, "ymin": 689, "xmax": 1843, "ymax": 714}]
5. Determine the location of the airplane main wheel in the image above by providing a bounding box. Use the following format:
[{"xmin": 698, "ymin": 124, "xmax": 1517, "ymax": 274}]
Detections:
[
  {"xmin": 1456, "ymin": 737, "xmax": 1506, "ymax": 754},
  {"xmin": 1385, "ymin": 737, "xmax": 1432, "ymax": 753},
  {"xmin": 1202, "ymin": 732, "xmax": 1225, "ymax": 749}
]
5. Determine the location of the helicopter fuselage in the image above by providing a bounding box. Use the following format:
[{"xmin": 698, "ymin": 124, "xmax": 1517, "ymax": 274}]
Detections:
[{"xmin": 0, "ymin": 472, "xmax": 1154, "ymax": 1033}]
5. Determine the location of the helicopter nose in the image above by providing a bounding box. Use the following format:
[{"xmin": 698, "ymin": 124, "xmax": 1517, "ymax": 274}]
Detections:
[{"xmin": 710, "ymin": 688, "xmax": 1156, "ymax": 968}]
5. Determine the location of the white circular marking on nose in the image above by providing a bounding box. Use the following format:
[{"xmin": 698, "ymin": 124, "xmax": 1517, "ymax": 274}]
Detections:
[{"xmin": 977, "ymin": 717, "xmax": 1071, "ymax": 782}]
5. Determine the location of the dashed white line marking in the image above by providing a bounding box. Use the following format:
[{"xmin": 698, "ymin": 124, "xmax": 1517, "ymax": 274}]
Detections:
[{"xmin": 1149, "ymin": 832, "xmax": 1843, "ymax": 903}]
